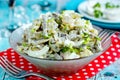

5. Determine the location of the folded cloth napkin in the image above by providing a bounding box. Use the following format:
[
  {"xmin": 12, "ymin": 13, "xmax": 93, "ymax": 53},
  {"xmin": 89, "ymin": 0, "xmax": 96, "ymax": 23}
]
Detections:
[{"xmin": 0, "ymin": 32, "xmax": 120, "ymax": 80}]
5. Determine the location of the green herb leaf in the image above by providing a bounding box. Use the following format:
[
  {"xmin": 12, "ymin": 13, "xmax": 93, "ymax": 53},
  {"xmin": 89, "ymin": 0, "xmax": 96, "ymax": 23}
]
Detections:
[
  {"xmin": 93, "ymin": 2, "xmax": 101, "ymax": 8},
  {"xmin": 105, "ymin": 2, "xmax": 120, "ymax": 9},
  {"xmin": 94, "ymin": 10, "xmax": 103, "ymax": 18},
  {"xmin": 95, "ymin": 36, "xmax": 101, "ymax": 40},
  {"xmin": 106, "ymin": 2, "xmax": 114, "ymax": 8}
]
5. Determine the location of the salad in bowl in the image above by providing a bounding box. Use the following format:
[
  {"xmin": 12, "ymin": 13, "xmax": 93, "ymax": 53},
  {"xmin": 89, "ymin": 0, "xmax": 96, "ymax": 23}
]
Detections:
[
  {"xmin": 17, "ymin": 10, "xmax": 102, "ymax": 60},
  {"xmin": 10, "ymin": 10, "xmax": 105, "ymax": 76}
]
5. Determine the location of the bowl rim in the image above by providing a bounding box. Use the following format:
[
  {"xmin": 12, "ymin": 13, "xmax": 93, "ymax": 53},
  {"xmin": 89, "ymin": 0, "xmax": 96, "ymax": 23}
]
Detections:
[{"xmin": 9, "ymin": 24, "xmax": 109, "ymax": 62}]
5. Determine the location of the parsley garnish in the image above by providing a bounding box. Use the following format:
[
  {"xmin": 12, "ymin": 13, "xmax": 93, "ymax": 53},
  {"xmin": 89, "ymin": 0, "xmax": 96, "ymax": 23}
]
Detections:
[
  {"xmin": 94, "ymin": 10, "xmax": 103, "ymax": 18},
  {"xmin": 93, "ymin": 2, "xmax": 101, "ymax": 8}
]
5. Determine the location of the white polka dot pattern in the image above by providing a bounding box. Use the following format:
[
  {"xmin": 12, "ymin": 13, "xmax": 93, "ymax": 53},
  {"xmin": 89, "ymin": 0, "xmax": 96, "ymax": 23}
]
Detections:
[
  {"xmin": 91, "ymin": 72, "xmax": 95, "ymax": 75},
  {"xmin": 88, "ymin": 64, "xmax": 92, "ymax": 66},
  {"xmin": 105, "ymin": 52, "xmax": 110, "ymax": 55},
  {"xmin": 113, "ymin": 52, "xmax": 117, "ymax": 56},
  {"xmin": 118, "ymin": 49, "xmax": 120, "ymax": 52},
  {"xmin": 82, "ymin": 69, "xmax": 86, "ymax": 71},
  {"xmin": 0, "ymin": 33, "xmax": 120, "ymax": 80},
  {"xmin": 114, "ymin": 39, "xmax": 118, "ymax": 42},
  {"xmin": 90, "ymin": 68, "xmax": 94, "ymax": 71},
  {"xmin": 96, "ymin": 64, "xmax": 100, "ymax": 67},
  {"xmin": 111, "ymin": 48, "xmax": 115, "ymax": 51},
  {"xmin": 109, "ymin": 61, "xmax": 113, "ymax": 64},
  {"xmin": 102, "ymin": 60, "xmax": 106, "ymax": 63},
  {"xmin": 107, "ymin": 56, "xmax": 112, "ymax": 59},
  {"xmin": 116, "ymin": 44, "xmax": 120, "ymax": 48},
  {"xmin": 94, "ymin": 60, "xmax": 98, "ymax": 63},
  {"xmin": 98, "ymin": 68, "xmax": 102, "ymax": 71},
  {"xmin": 100, "ymin": 55, "xmax": 104, "ymax": 58}
]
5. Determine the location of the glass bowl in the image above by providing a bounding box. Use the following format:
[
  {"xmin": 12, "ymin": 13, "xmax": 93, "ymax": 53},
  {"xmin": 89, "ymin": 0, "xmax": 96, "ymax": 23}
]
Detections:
[{"xmin": 9, "ymin": 24, "xmax": 109, "ymax": 76}]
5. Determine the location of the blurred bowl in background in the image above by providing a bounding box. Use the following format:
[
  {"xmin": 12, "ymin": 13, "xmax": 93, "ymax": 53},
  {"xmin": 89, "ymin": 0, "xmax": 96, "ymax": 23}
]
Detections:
[{"xmin": 77, "ymin": 0, "xmax": 120, "ymax": 30}]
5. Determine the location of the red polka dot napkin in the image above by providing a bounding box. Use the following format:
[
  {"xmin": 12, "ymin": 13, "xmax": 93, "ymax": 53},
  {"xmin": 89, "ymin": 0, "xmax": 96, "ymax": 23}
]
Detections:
[{"xmin": 0, "ymin": 33, "xmax": 120, "ymax": 80}]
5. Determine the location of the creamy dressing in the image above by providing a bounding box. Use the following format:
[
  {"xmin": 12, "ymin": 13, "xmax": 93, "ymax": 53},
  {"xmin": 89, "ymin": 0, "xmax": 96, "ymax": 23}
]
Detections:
[{"xmin": 17, "ymin": 10, "xmax": 102, "ymax": 60}]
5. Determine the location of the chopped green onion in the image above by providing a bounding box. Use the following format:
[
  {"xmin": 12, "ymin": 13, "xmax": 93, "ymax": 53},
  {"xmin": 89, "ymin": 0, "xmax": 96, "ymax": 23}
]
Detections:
[
  {"xmin": 82, "ymin": 32, "xmax": 90, "ymax": 38},
  {"xmin": 95, "ymin": 36, "xmax": 101, "ymax": 40},
  {"xmin": 31, "ymin": 28, "xmax": 36, "ymax": 33},
  {"xmin": 86, "ymin": 20, "xmax": 90, "ymax": 25},
  {"xmin": 61, "ymin": 46, "xmax": 70, "ymax": 53},
  {"xmin": 87, "ymin": 46, "xmax": 91, "ymax": 50},
  {"xmin": 72, "ymin": 48, "xmax": 79, "ymax": 53},
  {"xmin": 47, "ymin": 18, "xmax": 54, "ymax": 23},
  {"xmin": 43, "ymin": 33, "xmax": 52, "ymax": 39},
  {"xmin": 22, "ymin": 42, "xmax": 28, "ymax": 47},
  {"xmin": 43, "ymin": 35, "xmax": 50, "ymax": 39},
  {"xmin": 83, "ymin": 38, "xmax": 91, "ymax": 44},
  {"xmin": 79, "ymin": 48, "xmax": 83, "ymax": 52}
]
